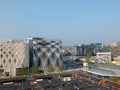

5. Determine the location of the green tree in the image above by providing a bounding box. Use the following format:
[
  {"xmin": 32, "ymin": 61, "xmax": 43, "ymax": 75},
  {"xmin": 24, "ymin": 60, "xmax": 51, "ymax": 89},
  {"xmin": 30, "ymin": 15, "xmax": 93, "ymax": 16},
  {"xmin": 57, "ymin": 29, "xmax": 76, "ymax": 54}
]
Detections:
[
  {"xmin": 101, "ymin": 45, "xmax": 114, "ymax": 52},
  {"xmin": 86, "ymin": 54, "xmax": 92, "ymax": 69},
  {"xmin": 86, "ymin": 53, "xmax": 91, "ymax": 63},
  {"xmin": 30, "ymin": 64, "xmax": 39, "ymax": 76}
]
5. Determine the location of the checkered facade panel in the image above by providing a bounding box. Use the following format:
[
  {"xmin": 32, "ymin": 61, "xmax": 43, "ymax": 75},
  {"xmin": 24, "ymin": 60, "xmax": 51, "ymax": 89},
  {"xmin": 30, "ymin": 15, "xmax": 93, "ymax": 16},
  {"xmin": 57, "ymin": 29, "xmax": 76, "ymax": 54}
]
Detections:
[
  {"xmin": 31, "ymin": 38, "xmax": 63, "ymax": 68},
  {"xmin": 0, "ymin": 40, "xmax": 29, "ymax": 76}
]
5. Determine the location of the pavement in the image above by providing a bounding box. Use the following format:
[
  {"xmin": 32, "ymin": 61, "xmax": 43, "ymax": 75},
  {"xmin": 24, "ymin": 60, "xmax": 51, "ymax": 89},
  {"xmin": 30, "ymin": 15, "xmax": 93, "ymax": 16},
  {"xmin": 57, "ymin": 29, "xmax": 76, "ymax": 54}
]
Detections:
[
  {"xmin": 96, "ymin": 66, "xmax": 120, "ymax": 76},
  {"xmin": 81, "ymin": 65, "xmax": 120, "ymax": 77}
]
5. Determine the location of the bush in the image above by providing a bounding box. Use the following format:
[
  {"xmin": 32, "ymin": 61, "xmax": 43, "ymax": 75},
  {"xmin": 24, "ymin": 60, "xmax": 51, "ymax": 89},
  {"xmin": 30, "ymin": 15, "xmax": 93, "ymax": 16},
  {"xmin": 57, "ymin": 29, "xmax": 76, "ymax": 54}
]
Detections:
[
  {"xmin": 58, "ymin": 64, "xmax": 65, "ymax": 71},
  {"xmin": 111, "ymin": 76, "xmax": 120, "ymax": 82},
  {"xmin": 30, "ymin": 64, "xmax": 39, "ymax": 76},
  {"xmin": 46, "ymin": 65, "xmax": 55, "ymax": 72}
]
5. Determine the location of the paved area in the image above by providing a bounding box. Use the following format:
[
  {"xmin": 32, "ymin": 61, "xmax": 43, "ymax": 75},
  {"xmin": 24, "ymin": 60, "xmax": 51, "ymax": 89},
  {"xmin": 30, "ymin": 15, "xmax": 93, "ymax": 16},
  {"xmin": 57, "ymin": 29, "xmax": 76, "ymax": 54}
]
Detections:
[
  {"xmin": 88, "ymin": 66, "xmax": 120, "ymax": 77},
  {"xmin": 98, "ymin": 66, "xmax": 120, "ymax": 76}
]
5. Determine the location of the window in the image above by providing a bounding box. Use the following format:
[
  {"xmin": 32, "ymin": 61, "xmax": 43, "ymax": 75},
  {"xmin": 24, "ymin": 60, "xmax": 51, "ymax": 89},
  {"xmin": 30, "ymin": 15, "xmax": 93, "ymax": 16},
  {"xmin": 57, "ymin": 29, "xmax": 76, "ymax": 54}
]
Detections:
[
  {"xmin": 3, "ymin": 59, "xmax": 6, "ymax": 64},
  {"xmin": 6, "ymin": 54, "xmax": 8, "ymax": 58},
  {"xmin": 56, "ymin": 42, "xmax": 59, "ymax": 45},
  {"xmin": 47, "ymin": 58, "xmax": 51, "ymax": 66},
  {"xmin": 60, "ymin": 46, "xmax": 62, "ymax": 49},
  {"xmin": 47, "ymin": 48, "xmax": 51, "ymax": 52},
  {"xmin": 37, "ymin": 58, "xmax": 41, "ymax": 67},
  {"xmin": 56, "ymin": 59, "xmax": 59, "ymax": 66},
  {"xmin": 42, "ymin": 52, "xmax": 46, "ymax": 60},
  {"xmin": 9, "ymin": 51, "xmax": 11, "ymax": 54},
  {"xmin": 37, "ymin": 47, "xmax": 41, "ymax": 52},
  {"xmin": 33, "ymin": 49, "xmax": 35, "ymax": 54},
  {"xmin": 51, "ymin": 45, "xmax": 55, "ymax": 48},
  {"xmin": 51, "ymin": 41, "xmax": 55, "ymax": 43},
  {"xmin": 51, "ymin": 52, "xmax": 55, "ymax": 59},
  {"xmin": 14, "ymin": 59, "xmax": 16, "ymax": 63},
  {"xmin": 3, "ymin": 51, "xmax": 6, "ymax": 54},
  {"xmin": 9, "ymin": 59, "xmax": 11, "ymax": 63},
  {"xmin": 56, "ymin": 48, "xmax": 59, "ymax": 53},
  {"xmin": 12, "ymin": 54, "xmax": 14, "ymax": 57},
  {"xmin": 1, "ymin": 54, "xmax": 3, "ymax": 58},
  {"xmin": 0, "ymin": 65, "xmax": 3, "ymax": 68},
  {"xmin": 42, "ymin": 52, "xmax": 46, "ymax": 57}
]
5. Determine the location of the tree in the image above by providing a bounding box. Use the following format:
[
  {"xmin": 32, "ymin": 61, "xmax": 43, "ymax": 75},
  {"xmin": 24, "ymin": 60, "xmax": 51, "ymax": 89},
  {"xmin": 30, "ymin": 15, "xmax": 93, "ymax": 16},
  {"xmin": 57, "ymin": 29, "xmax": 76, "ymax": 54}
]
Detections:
[
  {"xmin": 86, "ymin": 54, "xmax": 92, "ymax": 69},
  {"xmin": 30, "ymin": 64, "xmax": 39, "ymax": 76},
  {"xmin": 101, "ymin": 45, "xmax": 114, "ymax": 52},
  {"xmin": 86, "ymin": 53, "xmax": 91, "ymax": 63}
]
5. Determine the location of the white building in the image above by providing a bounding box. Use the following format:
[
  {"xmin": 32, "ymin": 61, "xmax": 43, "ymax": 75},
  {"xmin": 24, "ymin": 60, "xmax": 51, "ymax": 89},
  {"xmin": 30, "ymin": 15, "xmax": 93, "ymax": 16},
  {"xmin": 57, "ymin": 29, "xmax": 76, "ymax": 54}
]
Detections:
[
  {"xmin": 97, "ymin": 52, "xmax": 111, "ymax": 61},
  {"xmin": 0, "ymin": 40, "xmax": 29, "ymax": 77}
]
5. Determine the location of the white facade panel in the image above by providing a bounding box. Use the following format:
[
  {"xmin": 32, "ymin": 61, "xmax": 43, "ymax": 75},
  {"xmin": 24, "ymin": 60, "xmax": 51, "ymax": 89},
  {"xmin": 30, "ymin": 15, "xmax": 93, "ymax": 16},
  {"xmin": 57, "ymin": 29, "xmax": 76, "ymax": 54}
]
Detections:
[{"xmin": 0, "ymin": 40, "xmax": 29, "ymax": 77}]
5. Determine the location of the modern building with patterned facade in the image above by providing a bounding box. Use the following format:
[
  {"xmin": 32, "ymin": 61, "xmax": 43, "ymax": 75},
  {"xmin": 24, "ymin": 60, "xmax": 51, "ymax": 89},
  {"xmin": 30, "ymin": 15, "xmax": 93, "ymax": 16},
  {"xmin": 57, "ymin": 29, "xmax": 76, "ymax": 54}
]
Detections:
[
  {"xmin": 0, "ymin": 40, "xmax": 29, "ymax": 77},
  {"xmin": 28, "ymin": 37, "xmax": 63, "ymax": 68}
]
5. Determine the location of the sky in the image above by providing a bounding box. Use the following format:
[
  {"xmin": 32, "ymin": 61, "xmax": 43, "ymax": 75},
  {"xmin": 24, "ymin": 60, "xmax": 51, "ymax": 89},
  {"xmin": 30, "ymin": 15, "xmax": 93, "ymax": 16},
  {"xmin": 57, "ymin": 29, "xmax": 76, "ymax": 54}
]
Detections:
[{"xmin": 0, "ymin": 0, "xmax": 120, "ymax": 46}]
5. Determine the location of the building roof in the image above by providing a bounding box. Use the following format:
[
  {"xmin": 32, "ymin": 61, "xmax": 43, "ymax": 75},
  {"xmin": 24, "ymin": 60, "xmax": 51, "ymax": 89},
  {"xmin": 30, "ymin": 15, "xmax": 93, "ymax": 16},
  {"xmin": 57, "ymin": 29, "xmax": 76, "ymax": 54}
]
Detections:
[{"xmin": 113, "ymin": 58, "xmax": 120, "ymax": 61}]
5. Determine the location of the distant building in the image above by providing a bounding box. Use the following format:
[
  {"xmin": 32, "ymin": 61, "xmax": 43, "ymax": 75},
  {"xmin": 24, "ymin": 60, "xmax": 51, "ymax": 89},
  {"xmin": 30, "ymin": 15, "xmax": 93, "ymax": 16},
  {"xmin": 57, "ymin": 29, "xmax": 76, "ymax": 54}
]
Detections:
[
  {"xmin": 74, "ymin": 42, "xmax": 102, "ymax": 56},
  {"xmin": 0, "ymin": 40, "xmax": 29, "ymax": 77},
  {"xmin": 117, "ymin": 41, "xmax": 120, "ymax": 48},
  {"xmin": 97, "ymin": 52, "xmax": 111, "ymax": 61},
  {"xmin": 90, "ymin": 43, "xmax": 102, "ymax": 54},
  {"xmin": 112, "ymin": 58, "xmax": 120, "ymax": 65},
  {"xmin": 109, "ymin": 42, "xmax": 117, "ymax": 48},
  {"xmin": 28, "ymin": 37, "xmax": 63, "ymax": 68},
  {"xmin": 74, "ymin": 42, "xmax": 84, "ymax": 56}
]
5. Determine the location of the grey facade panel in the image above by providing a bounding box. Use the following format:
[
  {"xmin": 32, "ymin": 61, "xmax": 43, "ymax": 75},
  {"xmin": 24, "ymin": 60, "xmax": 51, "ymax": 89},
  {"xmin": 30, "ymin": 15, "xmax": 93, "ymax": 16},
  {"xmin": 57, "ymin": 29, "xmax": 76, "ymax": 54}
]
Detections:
[{"xmin": 28, "ymin": 37, "xmax": 63, "ymax": 68}]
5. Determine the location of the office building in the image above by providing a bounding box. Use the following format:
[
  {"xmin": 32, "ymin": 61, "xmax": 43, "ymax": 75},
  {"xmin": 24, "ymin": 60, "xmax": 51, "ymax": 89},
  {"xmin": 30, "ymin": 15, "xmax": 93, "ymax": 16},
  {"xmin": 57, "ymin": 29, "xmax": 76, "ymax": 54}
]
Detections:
[
  {"xmin": 90, "ymin": 43, "xmax": 102, "ymax": 54},
  {"xmin": 74, "ymin": 42, "xmax": 102, "ymax": 56}
]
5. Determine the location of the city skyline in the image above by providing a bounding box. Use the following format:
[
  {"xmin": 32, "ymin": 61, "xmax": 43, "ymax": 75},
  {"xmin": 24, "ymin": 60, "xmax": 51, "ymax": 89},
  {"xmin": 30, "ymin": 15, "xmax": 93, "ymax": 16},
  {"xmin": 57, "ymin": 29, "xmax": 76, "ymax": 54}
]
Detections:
[{"xmin": 0, "ymin": 0, "xmax": 120, "ymax": 46}]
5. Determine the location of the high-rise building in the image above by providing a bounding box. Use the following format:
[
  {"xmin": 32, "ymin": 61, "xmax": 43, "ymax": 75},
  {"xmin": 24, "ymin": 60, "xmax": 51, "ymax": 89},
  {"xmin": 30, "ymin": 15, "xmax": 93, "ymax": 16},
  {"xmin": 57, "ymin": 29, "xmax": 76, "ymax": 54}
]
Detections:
[
  {"xmin": 90, "ymin": 43, "xmax": 102, "ymax": 55},
  {"xmin": 0, "ymin": 40, "xmax": 29, "ymax": 77},
  {"xmin": 74, "ymin": 42, "xmax": 84, "ymax": 56},
  {"xmin": 28, "ymin": 37, "xmax": 63, "ymax": 68},
  {"xmin": 74, "ymin": 42, "xmax": 102, "ymax": 56}
]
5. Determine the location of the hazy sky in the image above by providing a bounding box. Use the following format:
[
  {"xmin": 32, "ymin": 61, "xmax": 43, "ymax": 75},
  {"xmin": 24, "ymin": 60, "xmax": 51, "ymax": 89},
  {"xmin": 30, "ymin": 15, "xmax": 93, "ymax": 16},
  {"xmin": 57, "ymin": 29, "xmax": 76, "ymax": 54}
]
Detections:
[{"xmin": 0, "ymin": 0, "xmax": 120, "ymax": 46}]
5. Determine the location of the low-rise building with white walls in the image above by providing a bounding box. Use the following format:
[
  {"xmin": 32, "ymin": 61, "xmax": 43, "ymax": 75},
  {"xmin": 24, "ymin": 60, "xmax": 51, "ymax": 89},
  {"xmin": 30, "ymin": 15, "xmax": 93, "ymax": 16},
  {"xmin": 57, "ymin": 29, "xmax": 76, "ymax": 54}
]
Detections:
[{"xmin": 97, "ymin": 52, "xmax": 111, "ymax": 62}]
